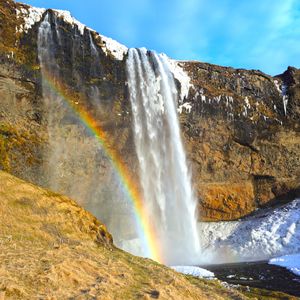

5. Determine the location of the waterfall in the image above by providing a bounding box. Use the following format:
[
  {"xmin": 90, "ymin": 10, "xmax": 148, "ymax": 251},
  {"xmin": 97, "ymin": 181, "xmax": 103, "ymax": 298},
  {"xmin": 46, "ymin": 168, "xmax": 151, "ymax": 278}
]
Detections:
[
  {"xmin": 126, "ymin": 48, "xmax": 200, "ymax": 265},
  {"xmin": 38, "ymin": 13, "xmax": 200, "ymax": 265},
  {"xmin": 37, "ymin": 14, "xmax": 139, "ymax": 247}
]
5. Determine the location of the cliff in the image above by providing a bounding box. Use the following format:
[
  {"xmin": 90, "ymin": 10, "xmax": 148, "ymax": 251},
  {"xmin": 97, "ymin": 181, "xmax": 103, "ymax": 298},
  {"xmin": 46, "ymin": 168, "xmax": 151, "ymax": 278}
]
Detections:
[
  {"xmin": 0, "ymin": 0, "xmax": 299, "ymax": 222},
  {"xmin": 181, "ymin": 63, "xmax": 300, "ymax": 220}
]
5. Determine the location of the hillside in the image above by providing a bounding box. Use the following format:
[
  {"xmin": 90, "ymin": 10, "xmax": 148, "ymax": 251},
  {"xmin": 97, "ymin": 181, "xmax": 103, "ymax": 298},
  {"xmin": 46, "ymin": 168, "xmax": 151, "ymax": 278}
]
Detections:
[
  {"xmin": 0, "ymin": 170, "xmax": 252, "ymax": 299},
  {"xmin": 1, "ymin": 171, "xmax": 296, "ymax": 299}
]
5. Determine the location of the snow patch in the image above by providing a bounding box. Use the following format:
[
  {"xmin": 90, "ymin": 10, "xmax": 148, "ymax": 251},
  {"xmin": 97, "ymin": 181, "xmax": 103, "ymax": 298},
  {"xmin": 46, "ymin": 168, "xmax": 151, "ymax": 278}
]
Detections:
[
  {"xmin": 178, "ymin": 102, "xmax": 192, "ymax": 114},
  {"xmin": 244, "ymin": 97, "xmax": 250, "ymax": 109},
  {"xmin": 273, "ymin": 80, "xmax": 289, "ymax": 115},
  {"xmin": 282, "ymin": 84, "xmax": 289, "ymax": 115},
  {"xmin": 16, "ymin": 6, "xmax": 45, "ymax": 33},
  {"xmin": 17, "ymin": 3, "xmax": 128, "ymax": 60},
  {"xmin": 242, "ymin": 97, "xmax": 251, "ymax": 117},
  {"xmin": 53, "ymin": 10, "xmax": 86, "ymax": 35},
  {"xmin": 99, "ymin": 35, "xmax": 128, "ymax": 61},
  {"xmin": 269, "ymin": 253, "xmax": 300, "ymax": 276},
  {"xmin": 213, "ymin": 95, "xmax": 222, "ymax": 103},
  {"xmin": 171, "ymin": 266, "xmax": 214, "ymax": 278},
  {"xmin": 166, "ymin": 59, "xmax": 192, "ymax": 101},
  {"xmin": 50, "ymin": 8, "xmax": 128, "ymax": 60},
  {"xmin": 56, "ymin": 10, "xmax": 128, "ymax": 60},
  {"xmin": 274, "ymin": 79, "xmax": 282, "ymax": 94},
  {"xmin": 198, "ymin": 198, "xmax": 300, "ymax": 264}
]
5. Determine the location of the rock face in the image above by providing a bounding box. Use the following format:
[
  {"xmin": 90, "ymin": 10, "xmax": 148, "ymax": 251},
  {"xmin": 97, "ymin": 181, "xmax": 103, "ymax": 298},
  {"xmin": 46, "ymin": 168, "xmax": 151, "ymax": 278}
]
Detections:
[
  {"xmin": 0, "ymin": 0, "xmax": 299, "ymax": 222},
  {"xmin": 180, "ymin": 62, "xmax": 300, "ymax": 220}
]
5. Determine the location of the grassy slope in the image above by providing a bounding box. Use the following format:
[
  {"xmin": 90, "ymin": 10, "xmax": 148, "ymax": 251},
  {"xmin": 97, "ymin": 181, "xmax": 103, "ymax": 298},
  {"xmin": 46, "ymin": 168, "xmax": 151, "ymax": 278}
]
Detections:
[{"xmin": 0, "ymin": 171, "xmax": 250, "ymax": 300}]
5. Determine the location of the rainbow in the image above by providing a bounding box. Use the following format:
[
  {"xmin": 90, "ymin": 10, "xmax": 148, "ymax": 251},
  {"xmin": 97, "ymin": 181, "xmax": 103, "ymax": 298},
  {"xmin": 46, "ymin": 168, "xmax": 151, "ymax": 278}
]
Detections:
[{"xmin": 42, "ymin": 70, "xmax": 163, "ymax": 263}]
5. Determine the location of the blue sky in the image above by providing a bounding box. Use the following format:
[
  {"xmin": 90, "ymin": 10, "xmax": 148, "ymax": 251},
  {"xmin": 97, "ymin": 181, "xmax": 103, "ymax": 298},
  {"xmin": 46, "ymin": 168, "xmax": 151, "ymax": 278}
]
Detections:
[{"xmin": 22, "ymin": 0, "xmax": 300, "ymax": 75}]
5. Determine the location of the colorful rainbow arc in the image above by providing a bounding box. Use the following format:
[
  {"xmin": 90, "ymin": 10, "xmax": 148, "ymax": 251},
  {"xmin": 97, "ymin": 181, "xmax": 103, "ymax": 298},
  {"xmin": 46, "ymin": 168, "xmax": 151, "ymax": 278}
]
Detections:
[{"xmin": 42, "ymin": 70, "xmax": 163, "ymax": 263}]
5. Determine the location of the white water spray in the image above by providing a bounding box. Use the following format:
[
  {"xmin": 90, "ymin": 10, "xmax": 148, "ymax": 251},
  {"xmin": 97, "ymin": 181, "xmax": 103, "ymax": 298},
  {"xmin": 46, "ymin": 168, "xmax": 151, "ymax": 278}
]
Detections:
[
  {"xmin": 37, "ymin": 14, "xmax": 139, "ymax": 247},
  {"xmin": 126, "ymin": 48, "xmax": 200, "ymax": 265}
]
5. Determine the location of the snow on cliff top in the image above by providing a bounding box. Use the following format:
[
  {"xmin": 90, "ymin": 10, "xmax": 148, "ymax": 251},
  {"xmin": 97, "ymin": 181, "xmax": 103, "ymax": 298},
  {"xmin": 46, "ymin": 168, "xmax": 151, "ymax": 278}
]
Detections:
[
  {"xmin": 53, "ymin": 9, "xmax": 86, "ymax": 35},
  {"xmin": 16, "ymin": 6, "xmax": 45, "ymax": 33},
  {"xmin": 54, "ymin": 9, "xmax": 128, "ymax": 60},
  {"xmin": 99, "ymin": 35, "xmax": 128, "ymax": 61},
  {"xmin": 166, "ymin": 57, "xmax": 192, "ymax": 101},
  {"xmin": 15, "ymin": 5, "xmax": 128, "ymax": 60}
]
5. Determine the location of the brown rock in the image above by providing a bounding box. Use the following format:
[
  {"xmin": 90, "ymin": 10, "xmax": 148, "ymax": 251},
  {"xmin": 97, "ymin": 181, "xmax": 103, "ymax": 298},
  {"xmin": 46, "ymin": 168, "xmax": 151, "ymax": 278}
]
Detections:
[{"xmin": 198, "ymin": 181, "xmax": 255, "ymax": 221}]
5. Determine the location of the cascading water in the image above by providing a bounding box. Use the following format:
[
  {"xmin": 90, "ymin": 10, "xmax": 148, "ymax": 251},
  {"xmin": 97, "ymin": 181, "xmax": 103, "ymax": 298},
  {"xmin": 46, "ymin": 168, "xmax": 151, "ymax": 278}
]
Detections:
[
  {"xmin": 126, "ymin": 48, "xmax": 200, "ymax": 265},
  {"xmin": 37, "ymin": 13, "xmax": 139, "ymax": 248},
  {"xmin": 38, "ymin": 12, "xmax": 200, "ymax": 265}
]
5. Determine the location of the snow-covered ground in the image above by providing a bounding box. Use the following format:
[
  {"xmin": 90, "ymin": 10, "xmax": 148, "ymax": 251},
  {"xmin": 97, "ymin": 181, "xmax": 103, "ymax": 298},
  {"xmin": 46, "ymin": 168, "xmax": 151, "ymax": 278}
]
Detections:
[
  {"xmin": 269, "ymin": 253, "xmax": 300, "ymax": 276},
  {"xmin": 118, "ymin": 198, "xmax": 300, "ymax": 268},
  {"xmin": 171, "ymin": 266, "xmax": 214, "ymax": 278},
  {"xmin": 198, "ymin": 198, "xmax": 300, "ymax": 264}
]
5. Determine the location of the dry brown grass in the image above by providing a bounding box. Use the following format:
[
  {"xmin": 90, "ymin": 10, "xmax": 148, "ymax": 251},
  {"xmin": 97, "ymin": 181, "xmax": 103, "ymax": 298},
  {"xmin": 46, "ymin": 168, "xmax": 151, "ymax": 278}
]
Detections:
[{"xmin": 0, "ymin": 171, "xmax": 250, "ymax": 299}]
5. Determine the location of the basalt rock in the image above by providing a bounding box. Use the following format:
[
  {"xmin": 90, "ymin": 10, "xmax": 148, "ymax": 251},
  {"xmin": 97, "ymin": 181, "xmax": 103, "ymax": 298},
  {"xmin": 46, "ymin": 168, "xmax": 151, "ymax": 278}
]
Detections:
[{"xmin": 0, "ymin": 0, "xmax": 299, "ymax": 222}]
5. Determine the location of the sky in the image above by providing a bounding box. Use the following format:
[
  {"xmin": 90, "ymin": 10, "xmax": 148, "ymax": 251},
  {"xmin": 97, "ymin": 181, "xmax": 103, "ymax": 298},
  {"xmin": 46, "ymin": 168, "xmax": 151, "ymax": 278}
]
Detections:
[{"xmin": 22, "ymin": 0, "xmax": 300, "ymax": 75}]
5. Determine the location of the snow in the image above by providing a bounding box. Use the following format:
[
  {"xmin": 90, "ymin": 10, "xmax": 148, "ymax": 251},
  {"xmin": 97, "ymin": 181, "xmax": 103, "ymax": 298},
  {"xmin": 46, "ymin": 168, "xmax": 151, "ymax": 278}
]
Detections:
[
  {"xmin": 214, "ymin": 95, "xmax": 222, "ymax": 103},
  {"xmin": 171, "ymin": 266, "xmax": 214, "ymax": 278},
  {"xmin": 198, "ymin": 198, "xmax": 300, "ymax": 264},
  {"xmin": 53, "ymin": 9, "xmax": 85, "ymax": 35},
  {"xmin": 16, "ymin": 6, "xmax": 45, "ymax": 33},
  {"xmin": 244, "ymin": 97, "xmax": 250, "ymax": 109},
  {"xmin": 16, "ymin": 6, "xmax": 85, "ymax": 35},
  {"xmin": 16, "ymin": 4, "xmax": 128, "ymax": 60},
  {"xmin": 274, "ymin": 80, "xmax": 282, "ymax": 94},
  {"xmin": 269, "ymin": 254, "xmax": 300, "ymax": 276},
  {"xmin": 242, "ymin": 96, "xmax": 251, "ymax": 117},
  {"xmin": 55, "ymin": 9, "xmax": 128, "ymax": 60},
  {"xmin": 282, "ymin": 84, "xmax": 289, "ymax": 115},
  {"xmin": 273, "ymin": 80, "xmax": 289, "ymax": 115},
  {"xmin": 52, "ymin": 9, "xmax": 128, "ymax": 60},
  {"xmin": 178, "ymin": 102, "xmax": 192, "ymax": 114},
  {"xmin": 99, "ymin": 35, "xmax": 128, "ymax": 61},
  {"xmin": 166, "ymin": 58, "xmax": 192, "ymax": 101}
]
